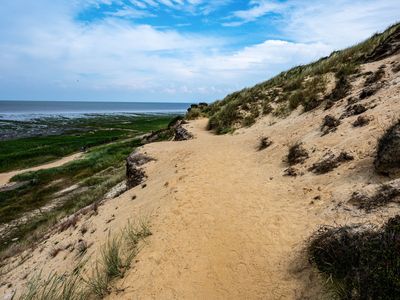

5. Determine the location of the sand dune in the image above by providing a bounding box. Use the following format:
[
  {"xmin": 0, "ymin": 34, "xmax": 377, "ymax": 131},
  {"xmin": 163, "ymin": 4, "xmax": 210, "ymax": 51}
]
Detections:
[{"xmin": 1, "ymin": 55, "xmax": 399, "ymax": 299}]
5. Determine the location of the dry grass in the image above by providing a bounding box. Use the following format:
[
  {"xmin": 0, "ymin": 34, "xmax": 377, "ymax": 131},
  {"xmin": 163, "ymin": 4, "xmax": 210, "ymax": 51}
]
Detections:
[{"xmin": 17, "ymin": 219, "xmax": 152, "ymax": 299}]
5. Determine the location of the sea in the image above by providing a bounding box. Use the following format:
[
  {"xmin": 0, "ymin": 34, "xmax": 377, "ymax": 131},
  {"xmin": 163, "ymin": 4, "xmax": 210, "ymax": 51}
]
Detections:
[{"xmin": 0, "ymin": 100, "xmax": 192, "ymax": 121}]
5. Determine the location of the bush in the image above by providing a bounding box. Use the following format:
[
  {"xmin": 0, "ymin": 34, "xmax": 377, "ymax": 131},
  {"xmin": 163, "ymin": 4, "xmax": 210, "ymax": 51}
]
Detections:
[
  {"xmin": 364, "ymin": 68, "xmax": 385, "ymax": 86},
  {"xmin": 374, "ymin": 120, "xmax": 400, "ymax": 175},
  {"xmin": 207, "ymin": 101, "xmax": 240, "ymax": 134},
  {"xmin": 242, "ymin": 115, "xmax": 256, "ymax": 127},
  {"xmin": 350, "ymin": 184, "xmax": 400, "ymax": 211},
  {"xmin": 257, "ymin": 137, "xmax": 272, "ymax": 151},
  {"xmin": 186, "ymin": 108, "xmax": 201, "ymax": 120},
  {"xmin": 328, "ymin": 75, "xmax": 351, "ymax": 102},
  {"xmin": 262, "ymin": 102, "xmax": 273, "ymax": 115},
  {"xmin": 308, "ymin": 215, "xmax": 400, "ymax": 299},
  {"xmin": 308, "ymin": 151, "xmax": 353, "ymax": 174},
  {"xmin": 287, "ymin": 143, "xmax": 309, "ymax": 165},
  {"xmin": 288, "ymin": 91, "xmax": 303, "ymax": 109}
]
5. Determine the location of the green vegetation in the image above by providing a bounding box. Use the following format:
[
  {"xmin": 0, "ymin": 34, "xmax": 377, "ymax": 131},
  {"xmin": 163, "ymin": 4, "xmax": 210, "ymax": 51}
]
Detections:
[
  {"xmin": 192, "ymin": 23, "xmax": 400, "ymax": 134},
  {"xmin": 0, "ymin": 115, "xmax": 173, "ymax": 172},
  {"xmin": 0, "ymin": 115, "xmax": 174, "ymax": 254},
  {"xmin": 19, "ymin": 221, "xmax": 151, "ymax": 299}
]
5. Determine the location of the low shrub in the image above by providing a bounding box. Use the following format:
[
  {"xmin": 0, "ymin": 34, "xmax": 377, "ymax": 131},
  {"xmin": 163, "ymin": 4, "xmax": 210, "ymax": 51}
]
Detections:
[
  {"xmin": 309, "ymin": 151, "xmax": 353, "ymax": 174},
  {"xmin": 308, "ymin": 215, "xmax": 400, "ymax": 299},
  {"xmin": 257, "ymin": 137, "xmax": 272, "ymax": 151},
  {"xmin": 364, "ymin": 68, "xmax": 385, "ymax": 86},
  {"xmin": 321, "ymin": 115, "xmax": 340, "ymax": 136},
  {"xmin": 350, "ymin": 184, "xmax": 400, "ymax": 211},
  {"xmin": 287, "ymin": 143, "xmax": 309, "ymax": 166},
  {"xmin": 242, "ymin": 115, "xmax": 256, "ymax": 127},
  {"xmin": 374, "ymin": 120, "xmax": 400, "ymax": 175},
  {"xmin": 353, "ymin": 115, "xmax": 371, "ymax": 127}
]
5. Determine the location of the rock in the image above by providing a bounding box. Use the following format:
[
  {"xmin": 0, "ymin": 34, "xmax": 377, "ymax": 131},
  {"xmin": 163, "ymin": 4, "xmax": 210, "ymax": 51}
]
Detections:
[
  {"xmin": 374, "ymin": 121, "xmax": 400, "ymax": 175},
  {"xmin": 173, "ymin": 124, "xmax": 193, "ymax": 141},
  {"xmin": 104, "ymin": 181, "xmax": 127, "ymax": 199},
  {"xmin": 126, "ymin": 152, "xmax": 154, "ymax": 189}
]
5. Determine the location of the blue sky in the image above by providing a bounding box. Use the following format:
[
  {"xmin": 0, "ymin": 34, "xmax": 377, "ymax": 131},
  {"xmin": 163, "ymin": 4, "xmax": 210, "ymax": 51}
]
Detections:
[{"xmin": 0, "ymin": 0, "xmax": 399, "ymax": 102}]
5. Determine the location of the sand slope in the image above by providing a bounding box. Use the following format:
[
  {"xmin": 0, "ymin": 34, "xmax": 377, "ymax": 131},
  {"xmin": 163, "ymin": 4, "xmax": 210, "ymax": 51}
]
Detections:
[{"xmin": 1, "ymin": 55, "xmax": 400, "ymax": 299}]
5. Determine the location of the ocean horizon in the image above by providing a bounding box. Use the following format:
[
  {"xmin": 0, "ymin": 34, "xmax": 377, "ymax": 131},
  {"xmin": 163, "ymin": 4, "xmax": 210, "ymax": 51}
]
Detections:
[{"xmin": 0, "ymin": 100, "xmax": 193, "ymax": 120}]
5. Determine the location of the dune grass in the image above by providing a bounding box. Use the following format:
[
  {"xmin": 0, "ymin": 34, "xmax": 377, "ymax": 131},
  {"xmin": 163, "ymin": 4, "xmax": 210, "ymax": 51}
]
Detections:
[
  {"xmin": 19, "ymin": 221, "xmax": 152, "ymax": 300},
  {"xmin": 200, "ymin": 23, "xmax": 400, "ymax": 134}
]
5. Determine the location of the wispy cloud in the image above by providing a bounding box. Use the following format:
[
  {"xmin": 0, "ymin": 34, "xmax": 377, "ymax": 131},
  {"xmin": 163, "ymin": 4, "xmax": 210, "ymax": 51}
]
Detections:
[{"xmin": 223, "ymin": 0, "xmax": 285, "ymax": 27}]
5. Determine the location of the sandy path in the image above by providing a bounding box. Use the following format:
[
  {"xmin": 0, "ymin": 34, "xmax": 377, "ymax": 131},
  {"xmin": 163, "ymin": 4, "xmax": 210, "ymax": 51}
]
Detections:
[
  {"xmin": 110, "ymin": 119, "xmax": 327, "ymax": 299},
  {"xmin": 0, "ymin": 152, "xmax": 83, "ymax": 187}
]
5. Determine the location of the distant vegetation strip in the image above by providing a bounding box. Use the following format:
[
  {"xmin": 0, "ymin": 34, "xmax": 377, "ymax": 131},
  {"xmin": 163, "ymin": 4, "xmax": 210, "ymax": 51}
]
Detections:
[
  {"xmin": 0, "ymin": 114, "xmax": 174, "ymax": 255},
  {"xmin": 0, "ymin": 115, "xmax": 173, "ymax": 172}
]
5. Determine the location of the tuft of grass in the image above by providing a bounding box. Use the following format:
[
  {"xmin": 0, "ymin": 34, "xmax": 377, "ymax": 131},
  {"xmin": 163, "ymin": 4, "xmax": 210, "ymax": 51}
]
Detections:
[
  {"xmin": 19, "ymin": 270, "xmax": 88, "ymax": 300},
  {"xmin": 18, "ymin": 219, "xmax": 152, "ymax": 299},
  {"xmin": 102, "ymin": 236, "xmax": 125, "ymax": 278},
  {"xmin": 273, "ymin": 103, "xmax": 290, "ymax": 118},
  {"xmin": 309, "ymin": 151, "xmax": 354, "ymax": 174},
  {"xmin": 85, "ymin": 263, "xmax": 110, "ymax": 298},
  {"xmin": 242, "ymin": 115, "xmax": 256, "ymax": 127},
  {"xmin": 124, "ymin": 220, "xmax": 152, "ymax": 249}
]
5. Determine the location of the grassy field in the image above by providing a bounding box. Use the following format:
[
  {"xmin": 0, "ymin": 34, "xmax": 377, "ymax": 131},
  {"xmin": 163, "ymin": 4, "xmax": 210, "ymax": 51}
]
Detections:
[
  {"xmin": 0, "ymin": 115, "xmax": 173, "ymax": 172},
  {"xmin": 0, "ymin": 114, "xmax": 175, "ymax": 253}
]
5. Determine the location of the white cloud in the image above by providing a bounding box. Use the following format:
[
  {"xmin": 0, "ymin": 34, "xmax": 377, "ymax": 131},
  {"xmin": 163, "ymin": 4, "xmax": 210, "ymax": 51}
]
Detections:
[
  {"xmin": 281, "ymin": 0, "xmax": 400, "ymax": 49},
  {"xmin": 0, "ymin": 0, "xmax": 399, "ymax": 102},
  {"xmin": 223, "ymin": 0, "xmax": 285, "ymax": 27}
]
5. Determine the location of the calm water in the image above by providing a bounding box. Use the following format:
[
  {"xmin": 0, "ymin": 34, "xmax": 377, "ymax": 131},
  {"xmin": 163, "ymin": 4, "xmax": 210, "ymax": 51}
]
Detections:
[{"xmin": 0, "ymin": 101, "xmax": 192, "ymax": 120}]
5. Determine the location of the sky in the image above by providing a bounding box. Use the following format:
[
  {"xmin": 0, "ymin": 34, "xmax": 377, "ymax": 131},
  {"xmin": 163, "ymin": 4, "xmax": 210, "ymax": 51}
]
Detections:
[{"xmin": 0, "ymin": 0, "xmax": 399, "ymax": 103}]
